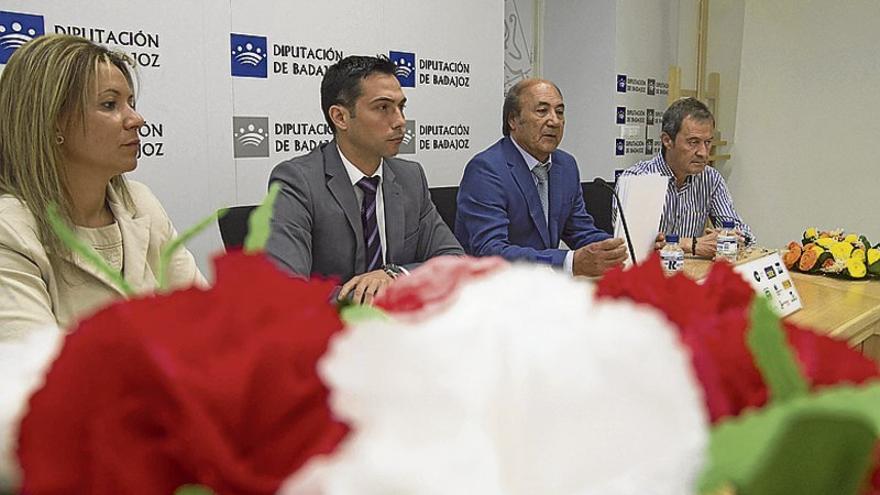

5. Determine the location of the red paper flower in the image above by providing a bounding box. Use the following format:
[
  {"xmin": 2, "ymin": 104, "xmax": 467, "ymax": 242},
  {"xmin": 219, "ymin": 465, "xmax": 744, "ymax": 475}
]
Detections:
[
  {"xmin": 375, "ymin": 255, "xmax": 507, "ymax": 316},
  {"xmin": 17, "ymin": 252, "xmax": 349, "ymax": 495},
  {"xmin": 597, "ymin": 254, "xmax": 880, "ymax": 422}
]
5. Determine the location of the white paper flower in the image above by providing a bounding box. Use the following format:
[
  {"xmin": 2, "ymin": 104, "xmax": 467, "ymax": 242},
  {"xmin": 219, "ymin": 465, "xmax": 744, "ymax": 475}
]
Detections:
[
  {"xmin": 280, "ymin": 264, "xmax": 708, "ymax": 495},
  {"xmin": 0, "ymin": 327, "xmax": 63, "ymax": 490}
]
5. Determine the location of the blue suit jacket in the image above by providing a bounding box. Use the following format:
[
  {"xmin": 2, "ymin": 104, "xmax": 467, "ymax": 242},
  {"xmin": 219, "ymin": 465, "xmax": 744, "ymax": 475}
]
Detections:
[{"xmin": 454, "ymin": 137, "xmax": 610, "ymax": 266}]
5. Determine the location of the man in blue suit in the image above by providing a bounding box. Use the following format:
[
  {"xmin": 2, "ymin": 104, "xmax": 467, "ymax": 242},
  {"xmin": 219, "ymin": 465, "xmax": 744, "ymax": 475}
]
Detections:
[{"xmin": 455, "ymin": 79, "xmax": 627, "ymax": 276}]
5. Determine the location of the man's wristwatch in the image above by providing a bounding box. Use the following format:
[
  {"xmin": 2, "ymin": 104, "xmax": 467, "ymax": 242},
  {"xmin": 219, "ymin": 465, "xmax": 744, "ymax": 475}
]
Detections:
[
  {"xmin": 691, "ymin": 237, "xmax": 698, "ymax": 255},
  {"xmin": 383, "ymin": 263, "xmax": 406, "ymax": 279}
]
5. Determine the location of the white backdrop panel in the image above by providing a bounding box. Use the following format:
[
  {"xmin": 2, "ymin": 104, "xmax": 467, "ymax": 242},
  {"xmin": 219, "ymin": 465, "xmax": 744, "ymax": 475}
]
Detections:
[
  {"xmin": 229, "ymin": 0, "xmax": 503, "ymax": 203},
  {"xmin": 0, "ymin": 0, "xmax": 234, "ymax": 276},
  {"xmin": 1, "ymin": 0, "xmax": 504, "ymax": 273}
]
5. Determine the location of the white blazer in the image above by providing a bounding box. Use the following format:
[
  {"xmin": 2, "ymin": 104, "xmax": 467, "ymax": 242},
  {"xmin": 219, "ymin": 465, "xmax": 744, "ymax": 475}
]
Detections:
[{"xmin": 0, "ymin": 180, "xmax": 204, "ymax": 340}]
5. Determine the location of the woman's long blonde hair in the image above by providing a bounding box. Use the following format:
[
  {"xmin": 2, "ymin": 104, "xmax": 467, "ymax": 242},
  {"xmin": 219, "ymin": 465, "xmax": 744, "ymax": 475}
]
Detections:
[{"xmin": 0, "ymin": 34, "xmax": 136, "ymax": 261}]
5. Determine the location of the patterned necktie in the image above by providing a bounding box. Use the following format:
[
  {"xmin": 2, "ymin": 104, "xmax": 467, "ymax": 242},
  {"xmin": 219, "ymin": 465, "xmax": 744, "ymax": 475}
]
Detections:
[
  {"xmin": 532, "ymin": 163, "xmax": 550, "ymax": 222},
  {"xmin": 356, "ymin": 176, "xmax": 383, "ymax": 272}
]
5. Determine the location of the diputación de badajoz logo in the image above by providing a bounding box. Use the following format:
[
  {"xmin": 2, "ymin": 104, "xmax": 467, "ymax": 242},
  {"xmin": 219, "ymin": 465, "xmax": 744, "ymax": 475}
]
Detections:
[
  {"xmin": 616, "ymin": 106, "xmax": 626, "ymax": 125},
  {"xmin": 616, "ymin": 74, "xmax": 627, "ymax": 93},
  {"xmin": 389, "ymin": 50, "xmax": 416, "ymax": 87},
  {"xmin": 230, "ymin": 33, "xmax": 268, "ymax": 78},
  {"xmin": 0, "ymin": 10, "xmax": 45, "ymax": 64},
  {"xmin": 233, "ymin": 116, "xmax": 270, "ymax": 158},
  {"xmin": 399, "ymin": 120, "xmax": 416, "ymax": 154}
]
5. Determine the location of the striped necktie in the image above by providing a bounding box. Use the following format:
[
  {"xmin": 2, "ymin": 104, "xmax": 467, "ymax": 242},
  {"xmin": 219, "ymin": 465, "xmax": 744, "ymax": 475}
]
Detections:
[
  {"xmin": 532, "ymin": 163, "xmax": 550, "ymax": 222},
  {"xmin": 356, "ymin": 176, "xmax": 383, "ymax": 272}
]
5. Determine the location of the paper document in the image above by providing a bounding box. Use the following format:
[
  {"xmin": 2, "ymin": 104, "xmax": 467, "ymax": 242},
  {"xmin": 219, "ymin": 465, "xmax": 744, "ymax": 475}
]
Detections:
[{"xmin": 612, "ymin": 174, "xmax": 668, "ymax": 265}]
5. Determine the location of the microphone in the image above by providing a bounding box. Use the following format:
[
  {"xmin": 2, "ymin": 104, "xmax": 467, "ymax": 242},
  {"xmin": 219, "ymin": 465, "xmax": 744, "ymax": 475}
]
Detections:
[{"xmin": 593, "ymin": 177, "xmax": 637, "ymax": 265}]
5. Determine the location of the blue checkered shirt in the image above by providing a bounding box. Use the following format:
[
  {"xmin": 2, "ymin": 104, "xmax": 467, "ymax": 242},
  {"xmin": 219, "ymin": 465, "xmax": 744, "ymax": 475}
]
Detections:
[{"xmin": 613, "ymin": 153, "xmax": 754, "ymax": 245}]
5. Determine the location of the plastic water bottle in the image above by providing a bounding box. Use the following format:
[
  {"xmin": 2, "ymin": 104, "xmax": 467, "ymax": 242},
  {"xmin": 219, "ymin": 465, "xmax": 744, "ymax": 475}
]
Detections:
[
  {"xmin": 660, "ymin": 234, "xmax": 684, "ymax": 275},
  {"xmin": 716, "ymin": 220, "xmax": 738, "ymax": 263}
]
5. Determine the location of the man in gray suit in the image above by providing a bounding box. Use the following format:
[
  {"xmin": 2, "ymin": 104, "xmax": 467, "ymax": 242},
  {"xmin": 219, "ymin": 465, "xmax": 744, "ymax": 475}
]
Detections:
[{"xmin": 266, "ymin": 55, "xmax": 463, "ymax": 304}]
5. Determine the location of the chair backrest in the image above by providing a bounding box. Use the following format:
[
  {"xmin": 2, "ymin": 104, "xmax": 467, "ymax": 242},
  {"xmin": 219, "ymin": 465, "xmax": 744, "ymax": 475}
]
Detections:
[
  {"xmin": 218, "ymin": 182, "xmax": 609, "ymax": 250},
  {"xmin": 218, "ymin": 205, "xmax": 257, "ymax": 250},
  {"xmin": 428, "ymin": 186, "xmax": 458, "ymax": 231},
  {"xmin": 581, "ymin": 181, "xmax": 614, "ymax": 235}
]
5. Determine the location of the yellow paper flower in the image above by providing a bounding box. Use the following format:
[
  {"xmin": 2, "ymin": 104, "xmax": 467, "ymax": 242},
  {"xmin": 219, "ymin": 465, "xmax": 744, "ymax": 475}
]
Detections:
[
  {"xmin": 815, "ymin": 237, "xmax": 836, "ymax": 249},
  {"xmin": 846, "ymin": 258, "xmax": 867, "ymax": 279},
  {"xmin": 830, "ymin": 241, "xmax": 854, "ymax": 262},
  {"xmin": 868, "ymin": 248, "xmax": 880, "ymax": 266},
  {"xmin": 851, "ymin": 248, "xmax": 867, "ymax": 264}
]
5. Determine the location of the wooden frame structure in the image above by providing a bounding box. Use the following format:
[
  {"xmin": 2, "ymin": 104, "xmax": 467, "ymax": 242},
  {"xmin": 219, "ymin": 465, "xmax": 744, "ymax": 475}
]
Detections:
[{"xmin": 667, "ymin": 0, "xmax": 730, "ymax": 163}]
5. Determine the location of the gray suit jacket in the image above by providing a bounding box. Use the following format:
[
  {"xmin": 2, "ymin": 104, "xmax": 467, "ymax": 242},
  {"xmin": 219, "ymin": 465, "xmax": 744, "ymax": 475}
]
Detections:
[{"xmin": 266, "ymin": 141, "xmax": 463, "ymax": 282}]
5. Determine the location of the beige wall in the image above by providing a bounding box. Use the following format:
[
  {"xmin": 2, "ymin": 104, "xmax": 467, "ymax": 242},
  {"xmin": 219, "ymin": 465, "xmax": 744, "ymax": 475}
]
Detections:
[
  {"xmin": 538, "ymin": 1, "xmax": 879, "ymax": 248},
  {"xmin": 727, "ymin": 0, "xmax": 880, "ymax": 248},
  {"xmin": 543, "ymin": 0, "xmax": 617, "ymax": 180},
  {"xmin": 675, "ymin": 0, "xmax": 745, "ymax": 179},
  {"xmin": 615, "ymin": 0, "xmax": 681, "ymax": 170}
]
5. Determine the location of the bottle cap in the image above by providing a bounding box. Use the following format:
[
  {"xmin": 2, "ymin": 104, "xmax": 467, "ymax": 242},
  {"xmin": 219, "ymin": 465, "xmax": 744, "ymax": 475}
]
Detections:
[
  {"xmin": 665, "ymin": 234, "xmax": 679, "ymax": 243},
  {"xmin": 722, "ymin": 220, "xmax": 735, "ymax": 229}
]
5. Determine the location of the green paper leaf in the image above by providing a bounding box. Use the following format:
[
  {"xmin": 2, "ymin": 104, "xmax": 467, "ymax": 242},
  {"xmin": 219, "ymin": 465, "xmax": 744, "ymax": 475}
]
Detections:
[
  {"xmin": 47, "ymin": 203, "xmax": 134, "ymax": 296},
  {"xmin": 243, "ymin": 182, "xmax": 281, "ymax": 254},
  {"xmin": 746, "ymin": 297, "xmax": 808, "ymax": 402},
  {"xmin": 743, "ymin": 411, "xmax": 875, "ymax": 495},
  {"xmin": 157, "ymin": 208, "xmax": 226, "ymax": 292},
  {"xmin": 699, "ymin": 382, "xmax": 880, "ymax": 494},
  {"xmin": 339, "ymin": 304, "xmax": 391, "ymax": 326},
  {"xmin": 174, "ymin": 485, "xmax": 215, "ymax": 495}
]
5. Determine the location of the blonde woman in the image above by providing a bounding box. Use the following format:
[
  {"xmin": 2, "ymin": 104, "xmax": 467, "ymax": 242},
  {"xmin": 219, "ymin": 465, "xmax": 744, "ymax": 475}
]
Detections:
[{"xmin": 0, "ymin": 35, "xmax": 204, "ymax": 339}]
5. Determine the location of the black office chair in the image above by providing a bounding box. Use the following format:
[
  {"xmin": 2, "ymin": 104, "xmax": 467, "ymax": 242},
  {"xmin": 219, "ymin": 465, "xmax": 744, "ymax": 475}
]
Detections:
[
  {"xmin": 218, "ymin": 184, "xmax": 608, "ymax": 248},
  {"xmin": 218, "ymin": 205, "xmax": 257, "ymax": 250},
  {"xmin": 427, "ymin": 183, "xmax": 611, "ymax": 234},
  {"xmin": 220, "ymin": 187, "xmax": 459, "ymax": 251},
  {"xmin": 428, "ymin": 186, "xmax": 458, "ymax": 231},
  {"xmin": 581, "ymin": 181, "xmax": 614, "ymax": 235}
]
